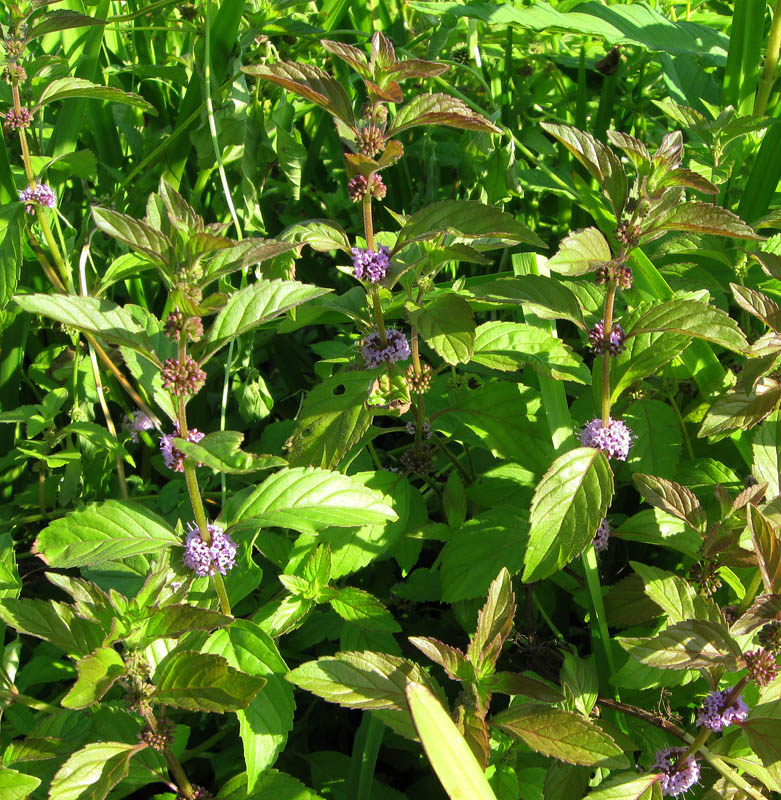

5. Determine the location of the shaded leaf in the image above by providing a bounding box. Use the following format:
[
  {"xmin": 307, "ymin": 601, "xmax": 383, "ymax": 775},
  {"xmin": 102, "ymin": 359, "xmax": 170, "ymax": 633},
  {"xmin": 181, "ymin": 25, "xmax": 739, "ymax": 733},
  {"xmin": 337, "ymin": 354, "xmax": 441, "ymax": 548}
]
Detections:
[
  {"xmin": 523, "ymin": 448, "xmax": 613, "ymax": 582},
  {"xmin": 139, "ymin": 604, "xmax": 232, "ymax": 642},
  {"xmin": 329, "ymin": 587, "xmax": 400, "ymax": 632},
  {"xmin": 748, "ymin": 505, "xmax": 781, "ymax": 594},
  {"xmin": 26, "ymin": 10, "xmax": 106, "ymax": 40},
  {"xmin": 731, "ymin": 594, "xmax": 781, "ymax": 635},
  {"xmin": 280, "ymin": 219, "xmax": 351, "ymax": 252},
  {"xmin": 482, "ymin": 672, "xmax": 564, "ymax": 704},
  {"xmin": 173, "ymin": 431, "xmax": 286, "ymax": 474},
  {"xmin": 731, "ymin": 283, "xmax": 781, "ymax": 331},
  {"xmin": 742, "ymin": 701, "xmax": 781, "ymax": 773},
  {"xmin": 467, "ymin": 567, "xmax": 515, "ymax": 673},
  {"xmin": 0, "ymin": 210, "xmax": 22, "ymax": 309}
]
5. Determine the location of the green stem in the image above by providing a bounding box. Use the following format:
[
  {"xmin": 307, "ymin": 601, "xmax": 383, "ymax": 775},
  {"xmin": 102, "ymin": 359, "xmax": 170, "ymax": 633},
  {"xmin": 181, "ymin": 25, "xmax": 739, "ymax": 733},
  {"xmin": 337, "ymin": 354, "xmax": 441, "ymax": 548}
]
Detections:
[
  {"xmin": 0, "ymin": 688, "xmax": 61, "ymax": 714},
  {"xmin": 754, "ymin": 0, "xmax": 781, "ymax": 116},
  {"xmin": 601, "ymin": 278, "xmax": 618, "ymax": 426}
]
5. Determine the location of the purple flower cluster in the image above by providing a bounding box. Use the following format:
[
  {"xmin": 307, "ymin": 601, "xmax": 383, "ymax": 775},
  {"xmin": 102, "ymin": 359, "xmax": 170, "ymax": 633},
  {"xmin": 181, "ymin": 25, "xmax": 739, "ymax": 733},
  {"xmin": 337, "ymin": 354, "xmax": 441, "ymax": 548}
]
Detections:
[
  {"xmin": 588, "ymin": 320, "xmax": 626, "ymax": 356},
  {"xmin": 406, "ymin": 420, "xmax": 432, "ymax": 439},
  {"xmin": 182, "ymin": 521, "xmax": 237, "ymax": 577},
  {"xmin": 4, "ymin": 107, "xmax": 31, "ymax": 130},
  {"xmin": 580, "ymin": 417, "xmax": 633, "ymax": 461},
  {"xmin": 18, "ymin": 182, "xmax": 56, "ymax": 213},
  {"xmin": 362, "ymin": 328, "xmax": 410, "ymax": 368},
  {"xmin": 161, "ymin": 355, "xmax": 206, "ymax": 396},
  {"xmin": 743, "ymin": 648, "xmax": 779, "ymax": 686},
  {"xmin": 653, "ymin": 746, "xmax": 700, "ymax": 797},
  {"xmin": 696, "ymin": 688, "xmax": 748, "ymax": 731},
  {"xmin": 159, "ymin": 427, "xmax": 205, "ymax": 472},
  {"xmin": 123, "ymin": 411, "xmax": 155, "ymax": 442},
  {"xmin": 347, "ymin": 173, "xmax": 386, "ymax": 202},
  {"xmin": 593, "ymin": 518, "xmax": 610, "ymax": 553},
  {"xmin": 351, "ymin": 245, "xmax": 391, "ymax": 283}
]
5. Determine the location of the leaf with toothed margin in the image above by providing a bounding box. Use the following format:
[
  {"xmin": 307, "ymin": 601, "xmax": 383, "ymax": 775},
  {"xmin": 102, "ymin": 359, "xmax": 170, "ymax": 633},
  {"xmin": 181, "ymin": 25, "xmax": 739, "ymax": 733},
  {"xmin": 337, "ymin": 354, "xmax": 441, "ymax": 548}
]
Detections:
[{"xmin": 388, "ymin": 93, "xmax": 501, "ymax": 135}]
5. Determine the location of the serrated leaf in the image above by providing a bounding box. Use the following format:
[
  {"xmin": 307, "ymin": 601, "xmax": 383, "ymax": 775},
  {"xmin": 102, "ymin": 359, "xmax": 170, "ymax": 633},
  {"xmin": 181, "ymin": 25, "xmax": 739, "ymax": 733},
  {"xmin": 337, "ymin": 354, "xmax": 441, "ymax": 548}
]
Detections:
[
  {"xmin": 36, "ymin": 78, "xmax": 154, "ymax": 113},
  {"xmin": 394, "ymin": 200, "xmax": 545, "ymax": 254},
  {"xmin": 471, "ymin": 275, "xmax": 585, "ymax": 329},
  {"xmin": 585, "ymin": 772, "xmax": 663, "ymax": 800},
  {"xmin": 408, "ymin": 294, "xmax": 475, "ymax": 365},
  {"xmin": 406, "ymin": 682, "xmax": 499, "ymax": 800},
  {"xmin": 26, "ymin": 9, "xmax": 106, "ymax": 40},
  {"xmin": 631, "ymin": 562, "xmax": 720, "ymax": 624},
  {"xmin": 742, "ymin": 701, "xmax": 781, "ymax": 772},
  {"xmin": 0, "ymin": 768, "xmax": 40, "ymax": 800},
  {"xmin": 482, "ymin": 672, "xmax": 564, "ymax": 703},
  {"xmin": 0, "ymin": 598, "xmax": 105, "ymax": 655},
  {"xmin": 322, "ymin": 39, "xmax": 369, "ymax": 75},
  {"xmin": 618, "ymin": 619, "xmax": 741, "ymax": 670},
  {"xmin": 751, "ymin": 250, "xmax": 781, "ymax": 279},
  {"xmin": 49, "ymin": 742, "xmax": 138, "ymax": 800},
  {"xmin": 540, "ymin": 122, "xmax": 626, "ymax": 218},
  {"xmin": 287, "ymin": 650, "xmax": 435, "ymax": 712},
  {"xmin": 731, "ymin": 283, "xmax": 781, "ymax": 331},
  {"xmin": 623, "ymin": 399, "xmax": 681, "ymax": 478},
  {"xmin": 523, "ymin": 448, "xmax": 613, "ymax": 582},
  {"xmin": 204, "ymin": 620, "xmax": 295, "ymax": 788},
  {"xmin": 731, "ymin": 594, "xmax": 781, "ymax": 635},
  {"xmin": 61, "ymin": 648, "xmax": 126, "ymax": 709},
  {"xmin": 218, "ymin": 770, "xmax": 324, "ymax": 800},
  {"xmin": 748, "ymin": 505, "xmax": 781, "ymax": 593},
  {"xmin": 279, "ymin": 219, "xmax": 351, "ymax": 252},
  {"xmin": 699, "ymin": 382, "xmax": 781, "ymax": 437},
  {"xmin": 205, "ymin": 279, "xmax": 330, "ymax": 357},
  {"xmin": 0, "ymin": 210, "xmax": 22, "ymax": 309},
  {"xmin": 153, "ymin": 651, "xmax": 265, "ymax": 712},
  {"xmin": 491, "ymin": 704, "xmax": 627, "ymax": 767},
  {"xmin": 139, "ymin": 604, "xmax": 232, "ymax": 642},
  {"xmin": 14, "ymin": 294, "xmax": 156, "ymax": 359},
  {"xmin": 226, "ymin": 467, "xmax": 397, "ymax": 533},
  {"xmin": 242, "ymin": 62, "xmax": 355, "ymax": 125},
  {"xmin": 329, "ymin": 587, "xmax": 400, "ymax": 631},
  {"xmin": 606, "ymin": 131, "xmax": 650, "ymax": 167},
  {"xmin": 388, "ymin": 92, "xmax": 501, "ymax": 135},
  {"xmin": 644, "ymin": 202, "xmax": 760, "ymax": 240},
  {"xmin": 467, "ymin": 567, "xmax": 514, "ymax": 673},
  {"xmin": 626, "ymin": 299, "xmax": 749, "ymax": 353},
  {"xmin": 409, "ymin": 637, "xmax": 472, "ymax": 681},
  {"xmin": 34, "ymin": 500, "xmax": 178, "ymax": 568},
  {"xmin": 753, "ymin": 411, "xmax": 781, "ymax": 498},
  {"xmin": 632, "ymin": 474, "xmax": 706, "ymax": 532},
  {"xmin": 173, "ymin": 431, "xmax": 286, "ymax": 474},
  {"xmin": 548, "ymin": 227, "xmax": 612, "ymax": 276},
  {"xmin": 285, "ymin": 372, "xmax": 373, "ymax": 469},
  {"xmin": 472, "ymin": 321, "xmax": 589, "ymax": 383}
]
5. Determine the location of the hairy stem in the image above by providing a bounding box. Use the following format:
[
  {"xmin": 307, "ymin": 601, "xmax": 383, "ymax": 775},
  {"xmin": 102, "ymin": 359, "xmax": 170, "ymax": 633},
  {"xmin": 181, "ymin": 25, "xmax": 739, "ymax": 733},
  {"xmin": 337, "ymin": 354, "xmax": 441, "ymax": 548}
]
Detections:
[{"xmin": 601, "ymin": 278, "xmax": 618, "ymax": 426}]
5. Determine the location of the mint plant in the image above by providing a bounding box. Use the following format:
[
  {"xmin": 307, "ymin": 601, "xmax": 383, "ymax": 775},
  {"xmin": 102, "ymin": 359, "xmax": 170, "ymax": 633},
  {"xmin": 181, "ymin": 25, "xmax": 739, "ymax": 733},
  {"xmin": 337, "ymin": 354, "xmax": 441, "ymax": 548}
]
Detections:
[{"xmin": 0, "ymin": 3, "xmax": 781, "ymax": 800}]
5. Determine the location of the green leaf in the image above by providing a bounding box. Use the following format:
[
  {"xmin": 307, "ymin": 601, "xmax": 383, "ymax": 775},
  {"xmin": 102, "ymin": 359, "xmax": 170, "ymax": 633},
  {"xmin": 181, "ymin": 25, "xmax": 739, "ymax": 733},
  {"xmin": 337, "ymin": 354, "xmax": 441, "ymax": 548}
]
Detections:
[
  {"xmin": 741, "ymin": 701, "xmax": 781, "ymax": 772},
  {"xmin": 226, "ymin": 467, "xmax": 397, "ymax": 534},
  {"xmin": 26, "ymin": 9, "xmax": 107, "ymax": 40},
  {"xmin": 472, "ymin": 321, "xmax": 590, "ymax": 383},
  {"xmin": 279, "ymin": 219, "xmax": 351, "ymax": 252},
  {"xmin": 91, "ymin": 206, "xmax": 172, "ymax": 264},
  {"xmin": 61, "ymin": 648, "xmax": 126, "ymax": 709},
  {"xmin": 0, "ymin": 209, "xmax": 22, "ymax": 309},
  {"xmin": 491, "ymin": 704, "xmax": 627, "ymax": 768},
  {"xmin": 153, "ymin": 651, "xmax": 265, "ymax": 713},
  {"xmin": 138, "ymin": 604, "xmax": 232, "ymax": 643},
  {"xmin": 0, "ymin": 598, "xmax": 104, "ymax": 655},
  {"xmin": 409, "ymin": 637, "xmax": 472, "ymax": 682},
  {"xmin": 630, "ymin": 562, "xmax": 720, "ymax": 624},
  {"xmin": 205, "ymin": 279, "xmax": 331, "ymax": 358},
  {"xmin": 285, "ymin": 372, "xmax": 373, "ymax": 469},
  {"xmin": 13, "ymin": 294, "xmax": 156, "ymax": 359},
  {"xmin": 753, "ymin": 411, "xmax": 781, "ymax": 497},
  {"xmin": 440, "ymin": 509, "xmax": 528, "ymax": 603},
  {"xmin": 406, "ymin": 682, "xmax": 499, "ymax": 800},
  {"xmin": 643, "ymin": 202, "xmax": 760, "ymax": 240},
  {"xmin": 585, "ymin": 773, "xmax": 663, "ymax": 800},
  {"xmin": 387, "ymin": 93, "xmax": 501, "ymax": 135},
  {"xmin": 622, "ymin": 399, "xmax": 681, "ymax": 479},
  {"xmin": 482, "ymin": 672, "xmax": 564, "ymax": 704},
  {"xmin": 561, "ymin": 653, "xmax": 598, "ymax": 717},
  {"xmin": 394, "ymin": 200, "xmax": 545, "ymax": 254},
  {"xmin": 173, "ymin": 431, "xmax": 286, "ymax": 474},
  {"xmin": 467, "ymin": 567, "xmax": 514, "ymax": 673},
  {"xmin": 0, "ymin": 768, "xmax": 40, "ymax": 800},
  {"xmin": 242, "ymin": 62, "xmax": 355, "ymax": 125},
  {"xmin": 699, "ymin": 383, "xmax": 781, "ymax": 437},
  {"xmin": 748, "ymin": 505, "xmax": 781, "ymax": 594},
  {"xmin": 408, "ymin": 294, "xmax": 475, "ymax": 365},
  {"xmin": 731, "ymin": 283, "xmax": 781, "ymax": 331},
  {"xmin": 329, "ymin": 587, "xmax": 401, "ymax": 632},
  {"xmin": 618, "ymin": 619, "xmax": 741, "ymax": 670},
  {"xmin": 471, "ymin": 275, "xmax": 585, "ymax": 329},
  {"xmin": 522, "ymin": 448, "xmax": 613, "ymax": 583},
  {"xmin": 218, "ymin": 770, "xmax": 324, "ymax": 800},
  {"xmin": 540, "ymin": 123, "xmax": 626, "ymax": 218},
  {"xmin": 34, "ymin": 500, "xmax": 179, "ymax": 568},
  {"xmin": 548, "ymin": 228, "xmax": 612, "ymax": 276},
  {"xmin": 632, "ymin": 474, "xmax": 706, "ymax": 533},
  {"xmin": 626, "ymin": 299, "xmax": 749, "ymax": 353},
  {"xmin": 36, "ymin": 78, "xmax": 154, "ymax": 113},
  {"xmin": 204, "ymin": 621, "xmax": 295, "ymax": 788},
  {"xmin": 49, "ymin": 742, "xmax": 138, "ymax": 800}
]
